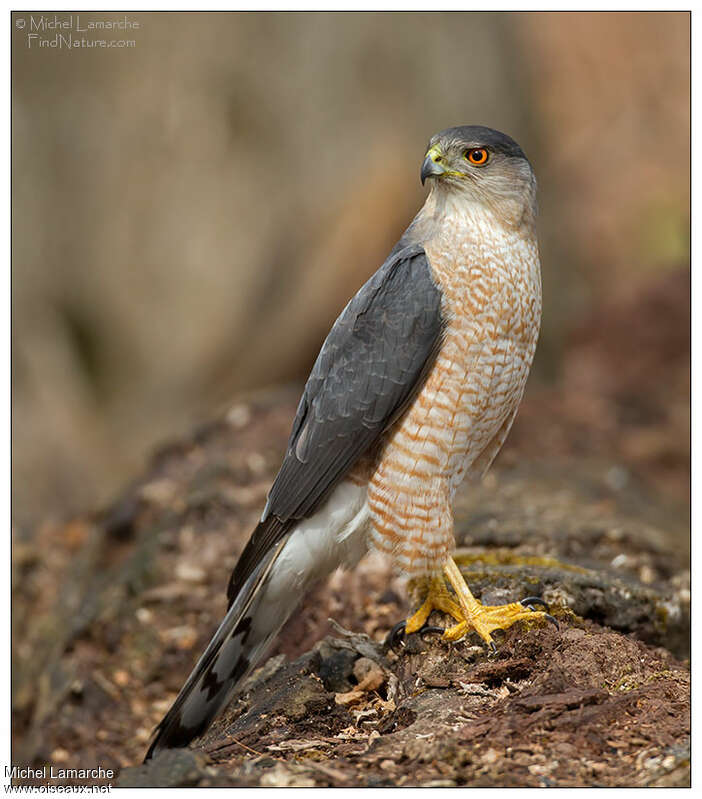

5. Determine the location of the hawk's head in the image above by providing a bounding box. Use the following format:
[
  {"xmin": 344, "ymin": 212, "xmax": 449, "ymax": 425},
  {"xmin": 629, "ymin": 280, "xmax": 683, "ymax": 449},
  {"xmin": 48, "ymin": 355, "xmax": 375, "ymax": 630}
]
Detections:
[{"xmin": 421, "ymin": 125, "xmax": 537, "ymax": 225}]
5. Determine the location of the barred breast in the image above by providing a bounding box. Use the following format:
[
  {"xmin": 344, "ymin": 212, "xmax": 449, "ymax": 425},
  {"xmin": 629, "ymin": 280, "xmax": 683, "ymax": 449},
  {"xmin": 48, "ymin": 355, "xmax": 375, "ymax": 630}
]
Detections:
[{"xmin": 367, "ymin": 213, "xmax": 541, "ymax": 576}]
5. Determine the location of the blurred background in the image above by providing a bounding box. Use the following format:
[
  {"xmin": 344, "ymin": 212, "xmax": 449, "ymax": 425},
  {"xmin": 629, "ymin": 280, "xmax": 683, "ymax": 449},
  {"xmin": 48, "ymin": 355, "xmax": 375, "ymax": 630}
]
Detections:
[{"xmin": 12, "ymin": 11, "xmax": 689, "ymax": 529}]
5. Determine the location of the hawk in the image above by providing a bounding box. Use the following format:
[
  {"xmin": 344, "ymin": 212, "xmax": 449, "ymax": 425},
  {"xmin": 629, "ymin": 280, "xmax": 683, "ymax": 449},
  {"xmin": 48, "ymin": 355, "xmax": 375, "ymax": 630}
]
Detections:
[{"xmin": 146, "ymin": 125, "xmax": 552, "ymax": 759}]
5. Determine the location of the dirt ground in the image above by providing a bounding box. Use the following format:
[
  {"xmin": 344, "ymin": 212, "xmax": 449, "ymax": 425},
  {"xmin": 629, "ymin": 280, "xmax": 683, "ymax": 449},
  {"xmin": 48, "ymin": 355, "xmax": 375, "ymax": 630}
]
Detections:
[{"xmin": 12, "ymin": 268, "xmax": 689, "ymax": 787}]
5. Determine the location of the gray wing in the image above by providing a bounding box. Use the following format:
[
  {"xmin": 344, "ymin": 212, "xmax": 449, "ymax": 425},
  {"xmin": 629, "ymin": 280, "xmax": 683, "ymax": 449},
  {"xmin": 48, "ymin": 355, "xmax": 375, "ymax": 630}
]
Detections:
[{"xmin": 227, "ymin": 243, "xmax": 444, "ymax": 603}]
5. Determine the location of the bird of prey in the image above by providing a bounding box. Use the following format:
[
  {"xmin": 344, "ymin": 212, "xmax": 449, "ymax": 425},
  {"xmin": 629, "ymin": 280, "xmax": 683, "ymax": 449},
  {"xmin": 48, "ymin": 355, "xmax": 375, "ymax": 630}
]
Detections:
[{"xmin": 146, "ymin": 125, "xmax": 550, "ymax": 759}]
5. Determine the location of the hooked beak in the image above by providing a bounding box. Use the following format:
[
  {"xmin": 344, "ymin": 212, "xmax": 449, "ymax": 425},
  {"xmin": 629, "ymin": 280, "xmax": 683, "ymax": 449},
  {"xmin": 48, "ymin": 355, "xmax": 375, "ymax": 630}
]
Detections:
[{"xmin": 421, "ymin": 145, "xmax": 446, "ymax": 185}]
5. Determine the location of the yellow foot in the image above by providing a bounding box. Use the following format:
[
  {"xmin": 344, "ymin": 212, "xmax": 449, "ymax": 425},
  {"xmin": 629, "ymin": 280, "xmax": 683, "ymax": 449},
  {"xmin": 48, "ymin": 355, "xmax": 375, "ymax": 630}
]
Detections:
[
  {"xmin": 394, "ymin": 558, "xmax": 558, "ymax": 651},
  {"xmin": 404, "ymin": 576, "xmax": 464, "ymax": 634}
]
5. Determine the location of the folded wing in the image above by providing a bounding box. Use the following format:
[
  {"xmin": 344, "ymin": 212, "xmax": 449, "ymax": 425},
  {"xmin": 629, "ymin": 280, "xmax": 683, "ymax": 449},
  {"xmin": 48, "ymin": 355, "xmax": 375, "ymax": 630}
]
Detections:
[{"xmin": 227, "ymin": 244, "xmax": 445, "ymax": 604}]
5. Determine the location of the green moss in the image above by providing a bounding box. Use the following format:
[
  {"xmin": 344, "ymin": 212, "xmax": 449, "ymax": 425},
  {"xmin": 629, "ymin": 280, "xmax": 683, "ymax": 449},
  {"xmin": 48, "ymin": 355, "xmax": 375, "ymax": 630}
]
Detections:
[
  {"xmin": 643, "ymin": 669, "xmax": 677, "ymax": 685},
  {"xmin": 454, "ymin": 549, "xmax": 588, "ymax": 574},
  {"xmin": 609, "ymin": 673, "xmax": 640, "ymax": 692}
]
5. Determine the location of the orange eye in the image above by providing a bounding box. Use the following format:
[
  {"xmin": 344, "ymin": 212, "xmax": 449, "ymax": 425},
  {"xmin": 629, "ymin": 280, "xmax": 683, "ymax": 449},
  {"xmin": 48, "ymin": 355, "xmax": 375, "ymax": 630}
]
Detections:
[{"xmin": 465, "ymin": 147, "xmax": 489, "ymax": 165}]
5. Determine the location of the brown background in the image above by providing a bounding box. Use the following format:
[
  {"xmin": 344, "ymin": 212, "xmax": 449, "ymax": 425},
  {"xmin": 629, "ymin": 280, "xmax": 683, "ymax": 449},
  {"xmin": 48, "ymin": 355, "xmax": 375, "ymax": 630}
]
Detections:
[{"xmin": 12, "ymin": 11, "xmax": 689, "ymax": 527}]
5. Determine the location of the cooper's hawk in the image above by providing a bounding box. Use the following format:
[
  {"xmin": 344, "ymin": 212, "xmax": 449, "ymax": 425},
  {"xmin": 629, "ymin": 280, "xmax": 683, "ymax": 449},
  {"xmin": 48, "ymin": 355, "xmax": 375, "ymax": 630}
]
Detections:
[{"xmin": 146, "ymin": 125, "xmax": 551, "ymax": 759}]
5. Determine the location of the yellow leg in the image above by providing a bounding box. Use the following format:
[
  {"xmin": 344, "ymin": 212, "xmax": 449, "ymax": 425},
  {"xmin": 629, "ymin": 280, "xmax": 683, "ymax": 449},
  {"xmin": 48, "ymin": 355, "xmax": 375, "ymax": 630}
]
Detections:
[{"xmin": 404, "ymin": 557, "xmax": 556, "ymax": 648}]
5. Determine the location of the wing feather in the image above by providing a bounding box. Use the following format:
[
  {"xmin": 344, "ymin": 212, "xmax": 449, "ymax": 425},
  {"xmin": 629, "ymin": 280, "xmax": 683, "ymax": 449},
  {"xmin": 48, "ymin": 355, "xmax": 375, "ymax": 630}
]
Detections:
[{"xmin": 227, "ymin": 244, "xmax": 444, "ymax": 605}]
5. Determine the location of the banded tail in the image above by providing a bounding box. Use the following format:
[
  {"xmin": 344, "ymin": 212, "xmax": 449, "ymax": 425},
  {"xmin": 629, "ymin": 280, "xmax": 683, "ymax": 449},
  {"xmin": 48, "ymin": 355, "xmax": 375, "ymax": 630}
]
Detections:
[{"xmin": 145, "ymin": 480, "xmax": 369, "ymax": 760}]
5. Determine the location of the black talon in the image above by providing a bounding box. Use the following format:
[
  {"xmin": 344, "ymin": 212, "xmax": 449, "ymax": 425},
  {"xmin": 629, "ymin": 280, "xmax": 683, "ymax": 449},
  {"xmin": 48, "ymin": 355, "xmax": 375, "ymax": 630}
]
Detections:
[
  {"xmin": 385, "ymin": 621, "xmax": 446, "ymax": 651},
  {"xmin": 520, "ymin": 596, "xmax": 559, "ymax": 629},
  {"xmin": 419, "ymin": 625, "xmax": 445, "ymax": 637},
  {"xmin": 385, "ymin": 621, "xmax": 407, "ymax": 650},
  {"xmin": 521, "ymin": 596, "xmax": 550, "ymax": 611},
  {"xmin": 544, "ymin": 613, "xmax": 560, "ymax": 630},
  {"xmin": 489, "ymin": 640, "xmax": 498, "ymax": 654}
]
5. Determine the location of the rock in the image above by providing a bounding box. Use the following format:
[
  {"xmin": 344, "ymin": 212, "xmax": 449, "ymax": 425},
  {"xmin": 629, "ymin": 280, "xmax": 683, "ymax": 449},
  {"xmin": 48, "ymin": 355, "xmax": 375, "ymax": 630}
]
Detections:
[{"xmin": 314, "ymin": 641, "xmax": 358, "ymax": 693}]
